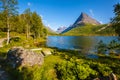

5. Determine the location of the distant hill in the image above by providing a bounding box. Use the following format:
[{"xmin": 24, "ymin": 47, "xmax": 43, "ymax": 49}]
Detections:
[
  {"xmin": 45, "ymin": 26, "xmax": 58, "ymax": 35},
  {"xmin": 56, "ymin": 26, "xmax": 67, "ymax": 33},
  {"xmin": 62, "ymin": 12, "xmax": 101, "ymax": 33}
]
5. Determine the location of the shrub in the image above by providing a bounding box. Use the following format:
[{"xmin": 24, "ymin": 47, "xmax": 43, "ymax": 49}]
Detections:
[{"xmin": 55, "ymin": 60, "xmax": 97, "ymax": 80}]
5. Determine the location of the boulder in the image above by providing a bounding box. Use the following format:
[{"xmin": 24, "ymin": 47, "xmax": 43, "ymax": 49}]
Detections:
[
  {"xmin": 41, "ymin": 50, "xmax": 52, "ymax": 56},
  {"xmin": 6, "ymin": 47, "xmax": 44, "ymax": 68}
]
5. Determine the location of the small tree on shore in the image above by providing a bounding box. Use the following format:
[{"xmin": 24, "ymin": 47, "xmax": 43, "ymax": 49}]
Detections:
[{"xmin": 111, "ymin": 3, "xmax": 120, "ymax": 36}]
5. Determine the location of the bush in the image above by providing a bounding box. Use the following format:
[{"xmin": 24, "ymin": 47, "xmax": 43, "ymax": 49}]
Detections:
[
  {"xmin": 55, "ymin": 60, "xmax": 97, "ymax": 80},
  {"xmin": 8, "ymin": 65, "xmax": 43, "ymax": 80}
]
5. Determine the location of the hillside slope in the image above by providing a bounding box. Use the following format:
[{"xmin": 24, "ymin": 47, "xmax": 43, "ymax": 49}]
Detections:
[
  {"xmin": 45, "ymin": 27, "xmax": 58, "ymax": 35},
  {"xmin": 63, "ymin": 24, "xmax": 116, "ymax": 36}
]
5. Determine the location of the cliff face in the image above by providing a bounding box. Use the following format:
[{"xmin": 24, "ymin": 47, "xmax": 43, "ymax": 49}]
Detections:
[{"xmin": 62, "ymin": 12, "xmax": 101, "ymax": 33}]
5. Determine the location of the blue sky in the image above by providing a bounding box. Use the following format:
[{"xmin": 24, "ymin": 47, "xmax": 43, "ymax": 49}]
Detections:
[{"xmin": 18, "ymin": 0, "xmax": 120, "ymax": 31}]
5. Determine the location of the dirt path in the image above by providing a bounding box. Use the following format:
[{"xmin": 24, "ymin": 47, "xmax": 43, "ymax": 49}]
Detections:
[{"xmin": 0, "ymin": 38, "xmax": 6, "ymax": 47}]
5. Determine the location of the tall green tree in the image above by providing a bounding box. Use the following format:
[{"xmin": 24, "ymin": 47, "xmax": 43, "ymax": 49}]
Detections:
[
  {"xmin": 111, "ymin": 3, "xmax": 120, "ymax": 36},
  {"xmin": 43, "ymin": 28, "xmax": 48, "ymax": 37},
  {"xmin": 0, "ymin": 12, "xmax": 6, "ymax": 31},
  {"xmin": 24, "ymin": 8, "xmax": 32, "ymax": 39},
  {"xmin": 0, "ymin": 0, "xmax": 18, "ymax": 44},
  {"xmin": 31, "ymin": 12, "xmax": 44, "ymax": 38}
]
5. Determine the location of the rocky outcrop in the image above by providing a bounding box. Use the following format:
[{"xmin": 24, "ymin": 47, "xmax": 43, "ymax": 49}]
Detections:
[{"xmin": 6, "ymin": 47, "xmax": 44, "ymax": 68}]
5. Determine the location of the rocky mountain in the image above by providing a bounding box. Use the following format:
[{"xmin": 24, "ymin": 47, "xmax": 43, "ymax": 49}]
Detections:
[
  {"xmin": 73, "ymin": 12, "xmax": 101, "ymax": 26},
  {"xmin": 56, "ymin": 26, "xmax": 67, "ymax": 33},
  {"xmin": 62, "ymin": 12, "xmax": 101, "ymax": 33}
]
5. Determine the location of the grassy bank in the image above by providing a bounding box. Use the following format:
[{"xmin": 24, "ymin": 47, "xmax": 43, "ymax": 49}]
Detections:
[{"xmin": 0, "ymin": 46, "xmax": 120, "ymax": 80}]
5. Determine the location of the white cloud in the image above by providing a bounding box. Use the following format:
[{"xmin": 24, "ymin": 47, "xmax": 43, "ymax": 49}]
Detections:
[
  {"xmin": 40, "ymin": 15, "xmax": 43, "ymax": 19},
  {"xmin": 89, "ymin": 9, "xmax": 94, "ymax": 17},
  {"xmin": 43, "ymin": 20, "xmax": 47, "ymax": 23},
  {"xmin": 42, "ymin": 19, "xmax": 51, "ymax": 27},
  {"xmin": 27, "ymin": 2, "xmax": 31, "ymax": 6},
  {"xmin": 99, "ymin": 21, "xmax": 103, "ymax": 24},
  {"xmin": 47, "ymin": 24, "xmax": 51, "ymax": 27}
]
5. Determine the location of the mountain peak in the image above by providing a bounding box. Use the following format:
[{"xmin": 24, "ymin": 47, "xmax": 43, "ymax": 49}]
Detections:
[
  {"xmin": 81, "ymin": 12, "xmax": 88, "ymax": 17},
  {"xmin": 61, "ymin": 12, "xmax": 101, "ymax": 33},
  {"xmin": 73, "ymin": 12, "xmax": 101, "ymax": 26}
]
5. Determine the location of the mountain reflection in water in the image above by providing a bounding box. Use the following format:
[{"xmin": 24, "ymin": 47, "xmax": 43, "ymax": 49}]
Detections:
[{"xmin": 47, "ymin": 36, "xmax": 119, "ymax": 55}]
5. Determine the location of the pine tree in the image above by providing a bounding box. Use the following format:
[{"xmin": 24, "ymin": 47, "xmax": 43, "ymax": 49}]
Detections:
[{"xmin": 23, "ymin": 8, "xmax": 32, "ymax": 39}]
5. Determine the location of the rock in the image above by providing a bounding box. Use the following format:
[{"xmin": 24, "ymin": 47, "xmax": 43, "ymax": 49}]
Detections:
[
  {"xmin": 0, "ymin": 69, "xmax": 9, "ymax": 80},
  {"xmin": 41, "ymin": 50, "xmax": 52, "ymax": 56},
  {"xmin": 6, "ymin": 47, "xmax": 44, "ymax": 68}
]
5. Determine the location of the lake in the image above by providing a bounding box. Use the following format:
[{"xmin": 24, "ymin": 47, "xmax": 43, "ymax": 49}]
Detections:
[{"xmin": 46, "ymin": 36, "xmax": 119, "ymax": 54}]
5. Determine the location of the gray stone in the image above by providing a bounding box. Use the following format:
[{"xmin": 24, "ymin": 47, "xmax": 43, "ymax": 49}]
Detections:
[
  {"xmin": 6, "ymin": 47, "xmax": 44, "ymax": 68},
  {"xmin": 41, "ymin": 50, "xmax": 52, "ymax": 56}
]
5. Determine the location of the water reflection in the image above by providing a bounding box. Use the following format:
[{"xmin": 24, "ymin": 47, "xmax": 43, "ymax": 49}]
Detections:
[{"xmin": 47, "ymin": 36, "xmax": 119, "ymax": 54}]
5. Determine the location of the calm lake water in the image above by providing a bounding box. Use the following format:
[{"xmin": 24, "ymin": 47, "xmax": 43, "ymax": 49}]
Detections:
[{"xmin": 46, "ymin": 36, "xmax": 119, "ymax": 54}]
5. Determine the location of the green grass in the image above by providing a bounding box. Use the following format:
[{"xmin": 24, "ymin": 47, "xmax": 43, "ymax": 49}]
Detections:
[
  {"xmin": 0, "ymin": 46, "xmax": 120, "ymax": 80},
  {"xmin": 63, "ymin": 24, "xmax": 116, "ymax": 36},
  {"xmin": 39, "ymin": 55, "xmax": 62, "ymax": 80},
  {"xmin": 0, "ymin": 32, "xmax": 6, "ymax": 38}
]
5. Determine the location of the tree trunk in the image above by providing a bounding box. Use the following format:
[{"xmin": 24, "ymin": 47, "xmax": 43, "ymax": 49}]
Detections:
[
  {"xmin": 6, "ymin": 17, "xmax": 10, "ymax": 45},
  {"xmin": 26, "ymin": 24, "xmax": 29, "ymax": 39}
]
